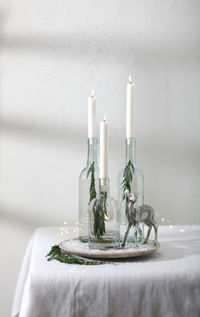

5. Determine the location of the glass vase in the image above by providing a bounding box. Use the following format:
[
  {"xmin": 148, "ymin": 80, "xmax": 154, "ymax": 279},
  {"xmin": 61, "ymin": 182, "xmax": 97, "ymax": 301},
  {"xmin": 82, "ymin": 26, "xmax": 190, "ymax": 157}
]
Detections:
[
  {"xmin": 118, "ymin": 138, "xmax": 144, "ymax": 242},
  {"xmin": 79, "ymin": 138, "xmax": 99, "ymax": 242},
  {"xmin": 88, "ymin": 178, "xmax": 120, "ymax": 249}
]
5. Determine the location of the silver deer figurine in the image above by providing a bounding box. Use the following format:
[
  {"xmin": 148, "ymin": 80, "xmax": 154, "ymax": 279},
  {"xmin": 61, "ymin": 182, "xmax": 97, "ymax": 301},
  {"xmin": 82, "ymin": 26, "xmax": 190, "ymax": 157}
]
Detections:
[{"xmin": 121, "ymin": 190, "xmax": 158, "ymax": 248}]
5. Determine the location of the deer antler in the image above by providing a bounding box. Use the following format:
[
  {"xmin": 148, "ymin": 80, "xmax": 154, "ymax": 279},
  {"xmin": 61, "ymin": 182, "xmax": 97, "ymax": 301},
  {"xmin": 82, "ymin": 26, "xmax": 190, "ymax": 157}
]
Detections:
[{"xmin": 125, "ymin": 189, "xmax": 130, "ymax": 196}]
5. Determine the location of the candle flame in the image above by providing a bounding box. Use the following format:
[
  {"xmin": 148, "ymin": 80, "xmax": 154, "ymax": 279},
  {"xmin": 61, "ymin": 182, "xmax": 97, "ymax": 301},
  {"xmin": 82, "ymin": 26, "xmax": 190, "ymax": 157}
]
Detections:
[
  {"xmin": 91, "ymin": 89, "xmax": 94, "ymax": 97},
  {"xmin": 128, "ymin": 75, "xmax": 132, "ymax": 83},
  {"xmin": 103, "ymin": 115, "xmax": 107, "ymax": 121}
]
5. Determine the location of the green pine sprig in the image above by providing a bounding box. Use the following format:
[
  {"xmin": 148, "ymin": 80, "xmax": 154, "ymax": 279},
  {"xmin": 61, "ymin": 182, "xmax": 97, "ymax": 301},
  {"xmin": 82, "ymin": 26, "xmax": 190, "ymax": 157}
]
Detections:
[
  {"xmin": 87, "ymin": 161, "xmax": 97, "ymax": 204},
  {"xmin": 87, "ymin": 162, "xmax": 108, "ymax": 241},
  {"xmin": 46, "ymin": 245, "xmax": 106, "ymax": 265},
  {"xmin": 92, "ymin": 191, "xmax": 108, "ymax": 240},
  {"xmin": 121, "ymin": 160, "xmax": 135, "ymax": 200}
]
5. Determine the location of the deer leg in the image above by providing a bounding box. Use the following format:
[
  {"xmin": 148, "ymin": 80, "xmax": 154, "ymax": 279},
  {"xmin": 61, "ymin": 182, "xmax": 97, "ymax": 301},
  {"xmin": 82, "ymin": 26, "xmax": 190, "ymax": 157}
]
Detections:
[
  {"xmin": 151, "ymin": 219, "xmax": 158, "ymax": 246},
  {"xmin": 121, "ymin": 223, "xmax": 131, "ymax": 248},
  {"xmin": 143, "ymin": 225, "xmax": 152, "ymax": 244},
  {"xmin": 134, "ymin": 223, "xmax": 139, "ymax": 248}
]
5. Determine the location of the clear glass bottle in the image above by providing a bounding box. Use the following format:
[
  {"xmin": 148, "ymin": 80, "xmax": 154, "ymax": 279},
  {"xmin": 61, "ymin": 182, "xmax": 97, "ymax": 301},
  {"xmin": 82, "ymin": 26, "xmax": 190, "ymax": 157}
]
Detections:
[
  {"xmin": 118, "ymin": 138, "xmax": 144, "ymax": 242},
  {"xmin": 79, "ymin": 138, "xmax": 99, "ymax": 242},
  {"xmin": 88, "ymin": 178, "xmax": 120, "ymax": 249}
]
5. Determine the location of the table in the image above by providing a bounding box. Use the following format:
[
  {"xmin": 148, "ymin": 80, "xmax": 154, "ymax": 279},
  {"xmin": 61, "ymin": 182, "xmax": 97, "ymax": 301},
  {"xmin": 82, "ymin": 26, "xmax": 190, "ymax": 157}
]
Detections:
[{"xmin": 12, "ymin": 226, "xmax": 200, "ymax": 317}]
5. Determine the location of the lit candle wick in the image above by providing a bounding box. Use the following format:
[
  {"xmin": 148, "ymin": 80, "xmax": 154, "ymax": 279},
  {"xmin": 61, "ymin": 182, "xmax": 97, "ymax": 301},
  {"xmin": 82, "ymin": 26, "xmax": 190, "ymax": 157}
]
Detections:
[
  {"xmin": 104, "ymin": 115, "xmax": 107, "ymax": 121},
  {"xmin": 91, "ymin": 89, "xmax": 94, "ymax": 97},
  {"xmin": 129, "ymin": 75, "xmax": 132, "ymax": 83}
]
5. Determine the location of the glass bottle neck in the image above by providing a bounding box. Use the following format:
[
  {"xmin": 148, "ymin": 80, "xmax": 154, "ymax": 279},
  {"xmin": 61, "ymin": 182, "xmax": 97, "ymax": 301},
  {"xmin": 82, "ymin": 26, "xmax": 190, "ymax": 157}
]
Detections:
[
  {"xmin": 99, "ymin": 178, "xmax": 110, "ymax": 195},
  {"xmin": 86, "ymin": 138, "xmax": 98, "ymax": 166},
  {"xmin": 126, "ymin": 137, "xmax": 136, "ymax": 165}
]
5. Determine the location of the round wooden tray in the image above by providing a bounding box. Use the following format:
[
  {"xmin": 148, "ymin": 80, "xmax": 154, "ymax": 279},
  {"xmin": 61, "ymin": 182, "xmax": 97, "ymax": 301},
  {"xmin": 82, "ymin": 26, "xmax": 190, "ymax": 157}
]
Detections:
[{"xmin": 59, "ymin": 238, "xmax": 160, "ymax": 259}]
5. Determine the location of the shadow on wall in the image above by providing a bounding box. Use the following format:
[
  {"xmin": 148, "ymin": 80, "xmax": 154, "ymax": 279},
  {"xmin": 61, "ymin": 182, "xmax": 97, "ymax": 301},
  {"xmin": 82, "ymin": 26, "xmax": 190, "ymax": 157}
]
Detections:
[
  {"xmin": 0, "ymin": 204, "xmax": 44, "ymax": 228},
  {"xmin": 0, "ymin": 8, "xmax": 200, "ymax": 229},
  {"xmin": 0, "ymin": 116, "xmax": 84, "ymax": 145},
  {"xmin": 0, "ymin": 25, "xmax": 198, "ymax": 63}
]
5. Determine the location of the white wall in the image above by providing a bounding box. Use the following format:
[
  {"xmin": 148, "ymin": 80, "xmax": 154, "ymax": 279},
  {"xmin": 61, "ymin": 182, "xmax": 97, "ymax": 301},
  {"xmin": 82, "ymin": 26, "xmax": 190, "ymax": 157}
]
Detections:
[{"xmin": 0, "ymin": 0, "xmax": 200, "ymax": 315}]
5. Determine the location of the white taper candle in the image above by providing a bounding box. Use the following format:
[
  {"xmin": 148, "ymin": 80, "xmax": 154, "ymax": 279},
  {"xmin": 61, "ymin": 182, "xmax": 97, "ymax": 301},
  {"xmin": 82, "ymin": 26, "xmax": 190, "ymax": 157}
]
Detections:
[
  {"xmin": 126, "ymin": 76, "xmax": 135, "ymax": 138},
  {"xmin": 100, "ymin": 116, "xmax": 108, "ymax": 179},
  {"xmin": 88, "ymin": 90, "xmax": 96, "ymax": 138}
]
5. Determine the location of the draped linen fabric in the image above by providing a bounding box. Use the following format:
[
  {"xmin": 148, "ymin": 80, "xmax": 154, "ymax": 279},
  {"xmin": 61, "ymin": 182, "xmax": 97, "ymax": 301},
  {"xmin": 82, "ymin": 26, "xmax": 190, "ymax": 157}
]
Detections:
[{"xmin": 12, "ymin": 226, "xmax": 200, "ymax": 317}]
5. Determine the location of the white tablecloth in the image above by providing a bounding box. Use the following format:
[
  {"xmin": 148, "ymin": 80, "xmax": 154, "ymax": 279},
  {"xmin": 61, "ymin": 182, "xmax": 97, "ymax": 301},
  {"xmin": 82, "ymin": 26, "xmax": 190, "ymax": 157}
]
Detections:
[{"xmin": 12, "ymin": 226, "xmax": 200, "ymax": 317}]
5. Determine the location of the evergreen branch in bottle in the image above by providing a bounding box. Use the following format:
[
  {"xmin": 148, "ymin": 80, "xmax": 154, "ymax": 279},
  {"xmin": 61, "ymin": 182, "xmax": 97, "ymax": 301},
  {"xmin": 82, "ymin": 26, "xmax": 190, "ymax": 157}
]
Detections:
[
  {"xmin": 93, "ymin": 191, "xmax": 108, "ymax": 240},
  {"xmin": 46, "ymin": 245, "xmax": 107, "ymax": 265},
  {"xmin": 121, "ymin": 160, "xmax": 135, "ymax": 217},
  {"xmin": 87, "ymin": 161, "xmax": 97, "ymax": 204},
  {"xmin": 121, "ymin": 160, "xmax": 135, "ymax": 200}
]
